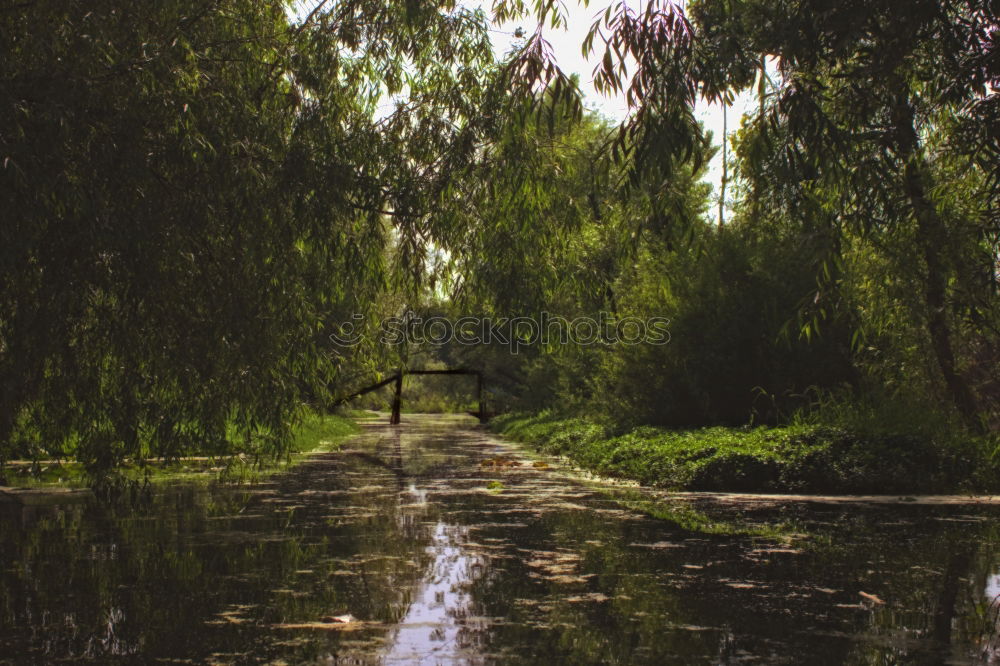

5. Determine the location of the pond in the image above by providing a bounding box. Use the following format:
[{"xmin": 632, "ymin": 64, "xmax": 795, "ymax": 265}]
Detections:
[{"xmin": 1, "ymin": 414, "xmax": 999, "ymax": 664}]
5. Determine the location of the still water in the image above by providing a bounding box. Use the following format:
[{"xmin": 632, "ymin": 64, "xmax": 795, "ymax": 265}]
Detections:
[{"xmin": 2, "ymin": 414, "xmax": 1000, "ymax": 664}]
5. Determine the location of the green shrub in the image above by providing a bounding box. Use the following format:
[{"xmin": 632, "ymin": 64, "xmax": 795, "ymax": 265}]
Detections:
[{"xmin": 492, "ymin": 412, "xmax": 1000, "ymax": 494}]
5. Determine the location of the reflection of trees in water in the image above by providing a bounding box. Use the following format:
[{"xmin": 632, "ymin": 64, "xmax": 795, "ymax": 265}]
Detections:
[
  {"xmin": 456, "ymin": 507, "xmax": 733, "ymax": 664},
  {"xmin": 785, "ymin": 510, "xmax": 1000, "ymax": 664},
  {"xmin": 6, "ymin": 420, "xmax": 1000, "ymax": 663},
  {"xmin": 458, "ymin": 501, "xmax": 1000, "ymax": 664},
  {"xmin": 383, "ymin": 522, "xmax": 489, "ymax": 664},
  {"xmin": 377, "ymin": 420, "xmax": 492, "ymax": 662},
  {"xmin": 980, "ymin": 593, "xmax": 1000, "ymax": 662},
  {"xmin": 0, "ymin": 433, "xmax": 438, "ymax": 662}
]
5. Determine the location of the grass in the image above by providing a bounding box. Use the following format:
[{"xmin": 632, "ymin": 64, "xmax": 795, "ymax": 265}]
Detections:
[
  {"xmin": 287, "ymin": 410, "xmax": 360, "ymax": 455},
  {"xmin": 491, "ymin": 410, "xmax": 1000, "ymax": 494},
  {"xmin": 0, "ymin": 409, "xmax": 360, "ymax": 491},
  {"xmin": 593, "ymin": 486, "xmax": 800, "ymax": 538}
]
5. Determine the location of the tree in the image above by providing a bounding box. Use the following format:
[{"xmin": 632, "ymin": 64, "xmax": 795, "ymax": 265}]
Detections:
[
  {"xmin": 493, "ymin": 0, "xmax": 999, "ymax": 425},
  {"xmin": 710, "ymin": 0, "xmax": 1000, "ymax": 424},
  {"xmin": 0, "ymin": 0, "xmax": 522, "ymax": 476}
]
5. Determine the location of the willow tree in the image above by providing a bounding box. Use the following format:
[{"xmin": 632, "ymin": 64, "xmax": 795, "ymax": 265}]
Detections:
[
  {"xmin": 492, "ymin": 0, "xmax": 998, "ymax": 425},
  {"xmin": 717, "ymin": 0, "xmax": 997, "ymax": 423},
  {"xmin": 0, "ymin": 0, "xmax": 560, "ymax": 475}
]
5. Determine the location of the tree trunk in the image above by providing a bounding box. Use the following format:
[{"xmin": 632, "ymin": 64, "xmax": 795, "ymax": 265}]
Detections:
[
  {"xmin": 390, "ymin": 373, "xmax": 402, "ymax": 425},
  {"xmin": 893, "ymin": 96, "xmax": 980, "ymax": 426}
]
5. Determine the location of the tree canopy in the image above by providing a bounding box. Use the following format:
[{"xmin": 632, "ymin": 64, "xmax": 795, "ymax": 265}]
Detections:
[{"xmin": 1, "ymin": 0, "xmax": 998, "ymax": 480}]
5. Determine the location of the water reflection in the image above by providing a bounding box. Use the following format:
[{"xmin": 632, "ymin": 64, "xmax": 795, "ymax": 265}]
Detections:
[
  {"xmin": 2, "ymin": 414, "xmax": 1000, "ymax": 664},
  {"xmin": 987, "ymin": 573, "xmax": 1000, "ymax": 602},
  {"xmin": 384, "ymin": 522, "xmax": 486, "ymax": 664}
]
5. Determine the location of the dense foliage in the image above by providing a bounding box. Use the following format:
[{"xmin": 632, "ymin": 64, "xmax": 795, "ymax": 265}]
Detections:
[
  {"xmin": 493, "ymin": 410, "xmax": 1000, "ymax": 493},
  {"xmin": 2, "ymin": 0, "xmax": 998, "ymax": 483},
  {"xmin": 0, "ymin": 0, "xmax": 506, "ymax": 476},
  {"xmin": 450, "ymin": 0, "xmax": 1000, "ymax": 437}
]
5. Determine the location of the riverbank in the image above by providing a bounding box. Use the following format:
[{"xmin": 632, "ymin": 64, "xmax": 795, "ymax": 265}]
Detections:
[
  {"xmin": 491, "ymin": 411, "xmax": 1000, "ymax": 494},
  {"xmin": 0, "ymin": 410, "xmax": 361, "ymax": 492}
]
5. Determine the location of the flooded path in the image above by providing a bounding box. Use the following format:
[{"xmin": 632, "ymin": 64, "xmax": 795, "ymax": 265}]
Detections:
[{"xmin": 2, "ymin": 414, "xmax": 1000, "ymax": 664}]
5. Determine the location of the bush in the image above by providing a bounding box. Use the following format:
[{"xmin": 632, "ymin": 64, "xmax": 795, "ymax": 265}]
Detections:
[{"xmin": 492, "ymin": 412, "xmax": 1000, "ymax": 494}]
